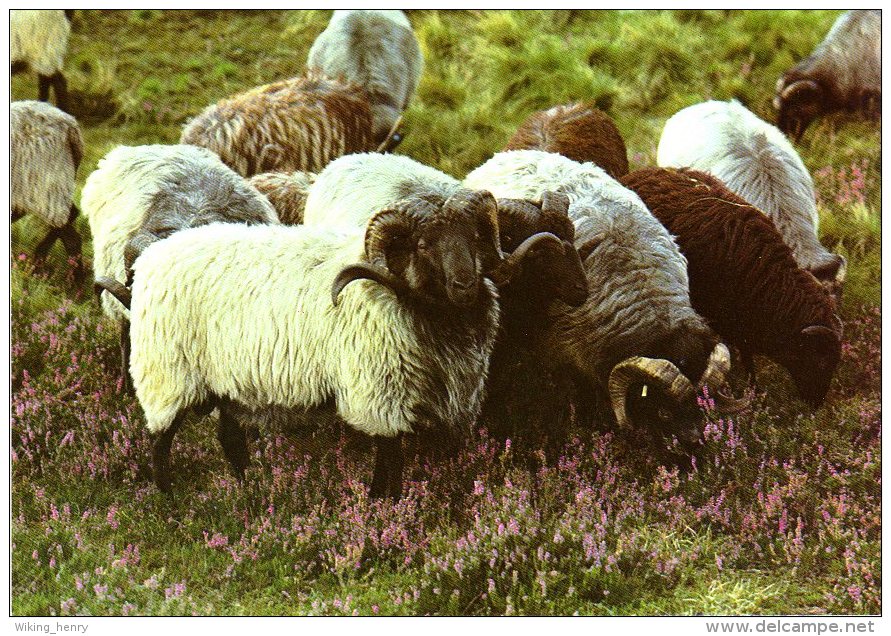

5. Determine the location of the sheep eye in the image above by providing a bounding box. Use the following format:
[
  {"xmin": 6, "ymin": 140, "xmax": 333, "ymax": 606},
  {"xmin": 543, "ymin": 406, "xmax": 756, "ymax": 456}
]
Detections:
[
  {"xmin": 658, "ymin": 408, "xmax": 672, "ymax": 421},
  {"xmin": 417, "ymin": 238, "xmax": 428, "ymax": 252}
]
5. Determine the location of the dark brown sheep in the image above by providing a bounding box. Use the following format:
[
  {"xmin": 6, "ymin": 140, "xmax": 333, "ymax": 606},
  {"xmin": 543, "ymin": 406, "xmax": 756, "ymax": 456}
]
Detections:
[
  {"xmin": 620, "ymin": 167, "xmax": 842, "ymax": 406},
  {"xmin": 505, "ymin": 102, "xmax": 629, "ymax": 178}
]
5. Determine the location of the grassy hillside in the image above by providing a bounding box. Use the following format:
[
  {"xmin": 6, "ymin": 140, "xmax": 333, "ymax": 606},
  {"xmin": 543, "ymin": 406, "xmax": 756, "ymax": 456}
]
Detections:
[{"xmin": 10, "ymin": 10, "xmax": 880, "ymax": 616}]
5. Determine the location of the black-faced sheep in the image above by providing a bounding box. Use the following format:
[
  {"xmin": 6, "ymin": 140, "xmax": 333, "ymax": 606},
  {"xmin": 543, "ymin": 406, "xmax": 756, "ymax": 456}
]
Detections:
[
  {"xmin": 248, "ymin": 171, "xmax": 317, "ymax": 225},
  {"xmin": 620, "ymin": 167, "xmax": 842, "ymax": 407},
  {"xmin": 657, "ymin": 99, "xmax": 846, "ymax": 294},
  {"xmin": 307, "ymin": 9, "xmax": 423, "ymax": 148},
  {"xmin": 465, "ymin": 150, "xmax": 736, "ymax": 452},
  {"xmin": 11, "ymin": 100, "xmax": 84, "ymax": 281},
  {"xmin": 10, "ymin": 10, "xmax": 72, "ymax": 112},
  {"xmin": 480, "ymin": 191, "xmax": 590, "ymax": 448},
  {"xmin": 98, "ymin": 192, "xmax": 559, "ymax": 498},
  {"xmin": 505, "ymin": 102, "xmax": 630, "ymax": 179},
  {"xmin": 774, "ymin": 9, "xmax": 881, "ymax": 141},
  {"xmin": 180, "ymin": 71, "xmax": 377, "ymax": 177},
  {"xmin": 81, "ymin": 143, "xmax": 278, "ymax": 386}
]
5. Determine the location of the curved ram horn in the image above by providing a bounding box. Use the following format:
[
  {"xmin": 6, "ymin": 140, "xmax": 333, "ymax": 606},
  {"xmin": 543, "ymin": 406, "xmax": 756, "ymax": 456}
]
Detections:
[
  {"xmin": 540, "ymin": 191, "xmax": 571, "ymax": 216},
  {"xmin": 487, "ymin": 231, "xmax": 563, "ymax": 287},
  {"xmin": 94, "ymin": 277, "xmax": 132, "ymax": 310},
  {"xmin": 331, "ymin": 263, "xmax": 410, "ymax": 306},
  {"xmin": 577, "ymin": 232, "xmax": 607, "ymax": 261},
  {"xmin": 780, "ymin": 78, "xmax": 820, "ymax": 101},
  {"xmin": 608, "ymin": 357, "xmax": 696, "ymax": 428},
  {"xmin": 698, "ymin": 343, "xmax": 750, "ymax": 412},
  {"xmin": 364, "ymin": 205, "xmax": 421, "ymax": 268}
]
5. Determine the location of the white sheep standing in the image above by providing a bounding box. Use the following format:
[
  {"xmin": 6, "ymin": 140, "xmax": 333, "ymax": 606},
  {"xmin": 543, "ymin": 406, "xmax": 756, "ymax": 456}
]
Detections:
[
  {"xmin": 108, "ymin": 189, "xmax": 549, "ymax": 496},
  {"xmin": 307, "ymin": 10, "xmax": 423, "ymax": 147},
  {"xmin": 657, "ymin": 99, "xmax": 846, "ymax": 290},
  {"xmin": 10, "ymin": 10, "xmax": 72, "ymax": 111},
  {"xmin": 11, "ymin": 100, "xmax": 84, "ymax": 280}
]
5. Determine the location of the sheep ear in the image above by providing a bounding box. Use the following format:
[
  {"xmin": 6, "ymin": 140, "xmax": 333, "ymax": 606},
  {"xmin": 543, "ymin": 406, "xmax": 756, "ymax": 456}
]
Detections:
[
  {"xmin": 798, "ymin": 325, "xmax": 840, "ymax": 355},
  {"xmin": 577, "ymin": 232, "xmax": 607, "ymax": 261}
]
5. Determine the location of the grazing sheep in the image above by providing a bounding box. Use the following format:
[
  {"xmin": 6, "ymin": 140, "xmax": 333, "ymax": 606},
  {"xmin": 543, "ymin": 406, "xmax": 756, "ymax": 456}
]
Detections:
[
  {"xmin": 774, "ymin": 9, "xmax": 881, "ymax": 140},
  {"xmin": 307, "ymin": 9, "xmax": 423, "ymax": 147},
  {"xmin": 81, "ymin": 143, "xmax": 277, "ymax": 386},
  {"xmin": 11, "ymin": 100, "xmax": 84, "ymax": 280},
  {"xmin": 248, "ymin": 171, "xmax": 316, "ymax": 225},
  {"xmin": 10, "ymin": 10, "xmax": 72, "ymax": 111},
  {"xmin": 302, "ymin": 152, "xmax": 462, "ymax": 230},
  {"xmin": 620, "ymin": 167, "xmax": 842, "ymax": 407},
  {"xmin": 99, "ymin": 192, "xmax": 557, "ymax": 497},
  {"xmin": 466, "ymin": 150, "xmax": 736, "ymax": 451},
  {"xmin": 180, "ymin": 71, "xmax": 376, "ymax": 177},
  {"xmin": 505, "ymin": 102, "xmax": 630, "ymax": 178},
  {"xmin": 657, "ymin": 99, "xmax": 846, "ymax": 293}
]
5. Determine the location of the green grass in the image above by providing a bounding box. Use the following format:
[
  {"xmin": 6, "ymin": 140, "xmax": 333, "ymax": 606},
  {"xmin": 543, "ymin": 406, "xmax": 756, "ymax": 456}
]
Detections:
[{"xmin": 11, "ymin": 10, "xmax": 880, "ymax": 616}]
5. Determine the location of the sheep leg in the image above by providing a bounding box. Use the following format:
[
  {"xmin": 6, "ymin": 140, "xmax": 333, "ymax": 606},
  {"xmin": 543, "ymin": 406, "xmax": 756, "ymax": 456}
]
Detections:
[
  {"xmin": 50, "ymin": 72, "xmax": 69, "ymax": 112},
  {"xmin": 152, "ymin": 413, "xmax": 185, "ymax": 493},
  {"xmin": 118, "ymin": 318, "xmax": 132, "ymax": 392},
  {"xmin": 60, "ymin": 205, "xmax": 84, "ymax": 282},
  {"xmin": 216, "ymin": 403, "xmax": 250, "ymax": 481},
  {"xmin": 11, "ymin": 61, "xmax": 28, "ymax": 75},
  {"xmin": 38, "ymin": 74, "xmax": 52, "ymax": 102},
  {"xmin": 370, "ymin": 434, "xmax": 404, "ymax": 499},
  {"xmin": 34, "ymin": 227, "xmax": 62, "ymax": 262}
]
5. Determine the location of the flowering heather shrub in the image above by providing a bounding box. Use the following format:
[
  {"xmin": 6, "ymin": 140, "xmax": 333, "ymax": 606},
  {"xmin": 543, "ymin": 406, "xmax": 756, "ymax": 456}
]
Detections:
[{"xmin": 9, "ymin": 9, "xmax": 881, "ymax": 617}]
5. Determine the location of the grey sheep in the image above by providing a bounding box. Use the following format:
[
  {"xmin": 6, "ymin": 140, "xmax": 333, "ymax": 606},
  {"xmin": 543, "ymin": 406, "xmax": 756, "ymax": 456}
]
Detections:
[
  {"xmin": 774, "ymin": 9, "xmax": 881, "ymax": 140},
  {"xmin": 11, "ymin": 100, "xmax": 84, "ymax": 281},
  {"xmin": 307, "ymin": 10, "xmax": 423, "ymax": 148}
]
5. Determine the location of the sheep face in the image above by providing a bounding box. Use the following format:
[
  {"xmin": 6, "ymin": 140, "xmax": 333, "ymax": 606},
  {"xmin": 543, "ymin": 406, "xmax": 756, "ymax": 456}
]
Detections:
[
  {"xmin": 624, "ymin": 380, "xmax": 704, "ymax": 449},
  {"xmin": 336, "ymin": 191, "xmax": 502, "ymax": 308},
  {"xmin": 775, "ymin": 77, "xmax": 826, "ymax": 141},
  {"xmin": 776, "ymin": 324, "xmax": 842, "ymax": 407},
  {"xmin": 496, "ymin": 192, "xmax": 587, "ymax": 307}
]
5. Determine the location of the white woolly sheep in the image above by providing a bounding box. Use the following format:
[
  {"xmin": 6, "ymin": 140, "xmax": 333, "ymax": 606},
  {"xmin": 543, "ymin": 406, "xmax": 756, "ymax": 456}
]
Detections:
[
  {"xmin": 657, "ymin": 99, "xmax": 846, "ymax": 291},
  {"xmin": 307, "ymin": 10, "xmax": 423, "ymax": 148},
  {"xmin": 249, "ymin": 170, "xmax": 317, "ymax": 225},
  {"xmin": 11, "ymin": 100, "xmax": 84, "ymax": 280},
  {"xmin": 302, "ymin": 152, "xmax": 462, "ymax": 229},
  {"xmin": 11, "ymin": 10, "xmax": 72, "ymax": 112},
  {"xmin": 103, "ymin": 191, "xmax": 559, "ymax": 497},
  {"xmin": 181, "ymin": 70, "xmax": 377, "ymax": 177},
  {"xmin": 81, "ymin": 143, "xmax": 278, "ymax": 385},
  {"xmin": 465, "ymin": 150, "xmax": 737, "ymax": 453},
  {"xmin": 774, "ymin": 9, "xmax": 881, "ymax": 140}
]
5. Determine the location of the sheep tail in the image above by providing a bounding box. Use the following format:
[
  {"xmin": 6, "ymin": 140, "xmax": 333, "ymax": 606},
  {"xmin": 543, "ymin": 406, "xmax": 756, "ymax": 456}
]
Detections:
[{"xmin": 95, "ymin": 276, "xmax": 131, "ymax": 309}]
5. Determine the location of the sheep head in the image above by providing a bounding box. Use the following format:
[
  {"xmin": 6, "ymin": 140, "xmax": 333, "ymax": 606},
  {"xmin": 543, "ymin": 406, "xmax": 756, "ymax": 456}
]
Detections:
[
  {"xmin": 333, "ymin": 190, "xmax": 502, "ymax": 307},
  {"xmin": 774, "ymin": 76, "xmax": 826, "ymax": 141},
  {"xmin": 778, "ymin": 323, "xmax": 842, "ymax": 407},
  {"xmin": 608, "ymin": 340, "xmax": 746, "ymax": 452},
  {"xmin": 491, "ymin": 191, "xmax": 588, "ymax": 307}
]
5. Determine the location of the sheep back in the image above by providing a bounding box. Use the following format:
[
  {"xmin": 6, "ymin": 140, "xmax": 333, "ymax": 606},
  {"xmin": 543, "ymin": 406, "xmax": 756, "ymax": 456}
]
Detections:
[
  {"xmin": 657, "ymin": 100, "xmax": 843, "ymax": 280},
  {"xmin": 11, "ymin": 100, "xmax": 82, "ymax": 228},
  {"xmin": 303, "ymin": 152, "xmax": 461, "ymax": 228},
  {"xmin": 505, "ymin": 102, "xmax": 629, "ymax": 178},
  {"xmin": 180, "ymin": 71, "xmax": 375, "ymax": 177},
  {"xmin": 10, "ymin": 10, "xmax": 70, "ymax": 76},
  {"xmin": 249, "ymin": 171, "xmax": 317, "ymax": 225},
  {"xmin": 129, "ymin": 223, "xmax": 499, "ymax": 439}
]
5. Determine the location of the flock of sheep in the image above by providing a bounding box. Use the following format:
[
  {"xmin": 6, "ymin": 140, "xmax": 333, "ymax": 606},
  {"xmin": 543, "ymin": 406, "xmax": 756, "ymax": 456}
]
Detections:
[{"xmin": 10, "ymin": 10, "xmax": 881, "ymax": 499}]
